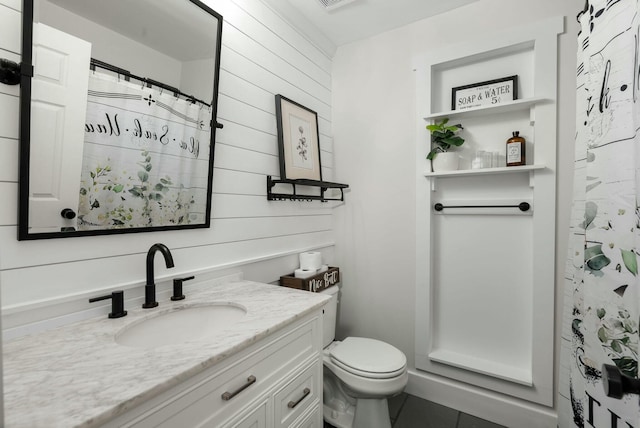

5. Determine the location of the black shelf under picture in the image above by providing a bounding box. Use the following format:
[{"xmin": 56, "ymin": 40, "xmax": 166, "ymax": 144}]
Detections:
[{"xmin": 266, "ymin": 176, "xmax": 349, "ymax": 202}]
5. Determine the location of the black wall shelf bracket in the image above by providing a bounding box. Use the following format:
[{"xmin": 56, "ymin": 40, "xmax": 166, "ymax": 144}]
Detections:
[
  {"xmin": 267, "ymin": 176, "xmax": 349, "ymax": 202},
  {"xmin": 434, "ymin": 202, "xmax": 531, "ymax": 212}
]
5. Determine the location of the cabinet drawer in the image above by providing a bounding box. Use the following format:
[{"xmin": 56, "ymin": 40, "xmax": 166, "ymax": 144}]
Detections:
[
  {"xmin": 274, "ymin": 361, "xmax": 321, "ymax": 428},
  {"xmin": 125, "ymin": 317, "xmax": 319, "ymax": 427},
  {"xmin": 292, "ymin": 405, "xmax": 322, "ymax": 428}
]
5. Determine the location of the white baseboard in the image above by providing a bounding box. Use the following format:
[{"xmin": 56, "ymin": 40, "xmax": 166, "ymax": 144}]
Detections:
[{"xmin": 405, "ymin": 369, "xmax": 557, "ymax": 428}]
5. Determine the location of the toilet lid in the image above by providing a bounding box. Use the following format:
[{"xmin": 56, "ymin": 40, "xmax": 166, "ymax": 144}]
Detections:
[{"xmin": 330, "ymin": 337, "xmax": 407, "ymax": 379}]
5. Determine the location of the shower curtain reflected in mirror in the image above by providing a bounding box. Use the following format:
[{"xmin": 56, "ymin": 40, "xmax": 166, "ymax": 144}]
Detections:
[
  {"xmin": 78, "ymin": 71, "xmax": 211, "ymax": 230},
  {"xmin": 558, "ymin": 0, "xmax": 640, "ymax": 426}
]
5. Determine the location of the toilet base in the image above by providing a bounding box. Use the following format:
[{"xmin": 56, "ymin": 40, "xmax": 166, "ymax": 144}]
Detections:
[
  {"xmin": 353, "ymin": 398, "xmax": 392, "ymax": 428},
  {"xmin": 323, "ymin": 397, "xmax": 391, "ymax": 428},
  {"xmin": 323, "ymin": 401, "xmax": 354, "ymax": 428}
]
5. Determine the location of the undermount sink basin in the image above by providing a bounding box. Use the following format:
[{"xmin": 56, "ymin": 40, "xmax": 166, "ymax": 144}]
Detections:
[{"xmin": 116, "ymin": 304, "xmax": 247, "ymax": 349}]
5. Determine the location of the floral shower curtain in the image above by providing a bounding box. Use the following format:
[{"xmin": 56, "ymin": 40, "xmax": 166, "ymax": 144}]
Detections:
[
  {"xmin": 77, "ymin": 71, "xmax": 211, "ymax": 229},
  {"xmin": 558, "ymin": 0, "xmax": 640, "ymax": 426}
]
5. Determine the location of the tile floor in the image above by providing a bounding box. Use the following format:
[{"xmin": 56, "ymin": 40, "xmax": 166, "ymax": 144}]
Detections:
[{"xmin": 324, "ymin": 392, "xmax": 507, "ymax": 428}]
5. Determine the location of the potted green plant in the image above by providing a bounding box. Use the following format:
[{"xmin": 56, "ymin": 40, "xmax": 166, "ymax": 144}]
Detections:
[{"xmin": 426, "ymin": 118, "xmax": 465, "ymax": 172}]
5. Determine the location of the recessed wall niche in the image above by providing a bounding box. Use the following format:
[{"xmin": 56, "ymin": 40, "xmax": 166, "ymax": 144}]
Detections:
[{"xmin": 414, "ymin": 16, "xmax": 563, "ymax": 406}]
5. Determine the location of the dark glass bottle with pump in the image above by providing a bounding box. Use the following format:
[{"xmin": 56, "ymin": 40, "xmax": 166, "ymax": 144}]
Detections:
[{"xmin": 506, "ymin": 131, "xmax": 526, "ymax": 166}]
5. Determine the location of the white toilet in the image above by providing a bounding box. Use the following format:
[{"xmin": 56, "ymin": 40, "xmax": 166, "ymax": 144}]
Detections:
[{"xmin": 320, "ymin": 286, "xmax": 408, "ymax": 428}]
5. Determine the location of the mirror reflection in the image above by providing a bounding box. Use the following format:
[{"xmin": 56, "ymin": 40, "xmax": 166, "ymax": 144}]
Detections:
[{"xmin": 19, "ymin": 0, "xmax": 222, "ymax": 239}]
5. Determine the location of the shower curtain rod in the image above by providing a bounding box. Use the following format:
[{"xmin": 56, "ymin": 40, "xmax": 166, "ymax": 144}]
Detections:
[{"xmin": 89, "ymin": 58, "xmax": 211, "ymax": 108}]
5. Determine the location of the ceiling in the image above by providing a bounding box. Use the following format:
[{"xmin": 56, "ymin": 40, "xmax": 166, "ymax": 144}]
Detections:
[
  {"xmin": 267, "ymin": 0, "xmax": 480, "ymax": 48},
  {"xmin": 46, "ymin": 0, "xmax": 219, "ymax": 61}
]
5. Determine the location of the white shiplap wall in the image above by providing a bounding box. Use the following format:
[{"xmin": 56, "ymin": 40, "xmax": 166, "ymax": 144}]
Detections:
[{"xmin": 0, "ymin": 0, "xmax": 336, "ymax": 327}]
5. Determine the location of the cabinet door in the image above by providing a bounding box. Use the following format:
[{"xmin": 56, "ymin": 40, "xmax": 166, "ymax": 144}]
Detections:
[{"xmin": 217, "ymin": 396, "xmax": 269, "ymax": 428}]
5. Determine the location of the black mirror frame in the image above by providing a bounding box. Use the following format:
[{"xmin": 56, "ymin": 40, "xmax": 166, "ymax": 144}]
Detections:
[{"xmin": 17, "ymin": 0, "xmax": 223, "ymax": 240}]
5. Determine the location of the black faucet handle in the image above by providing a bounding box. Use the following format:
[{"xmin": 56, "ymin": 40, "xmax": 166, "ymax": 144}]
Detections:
[
  {"xmin": 171, "ymin": 276, "xmax": 195, "ymax": 301},
  {"xmin": 89, "ymin": 290, "xmax": 127, "ymax": 318}
]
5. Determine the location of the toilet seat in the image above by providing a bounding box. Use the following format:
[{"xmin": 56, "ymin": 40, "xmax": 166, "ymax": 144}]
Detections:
[{"xmin": 329, "ymin": 337, "xmax": 407, "ymax": 379}]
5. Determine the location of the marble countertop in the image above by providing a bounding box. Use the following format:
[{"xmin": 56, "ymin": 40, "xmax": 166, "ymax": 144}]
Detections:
[{"xmin": 3, "ymin": 280, "xmax": 330, "ymax": 428}]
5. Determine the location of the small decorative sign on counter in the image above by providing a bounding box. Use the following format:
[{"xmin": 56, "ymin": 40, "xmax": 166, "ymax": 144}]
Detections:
[
  {"xmin": 451, "ymin": 75, "xmax": 518, "ymax": 110},
  {"xmin": 280, "ymin": 267, "xmax": 340, "ymax": 292}
]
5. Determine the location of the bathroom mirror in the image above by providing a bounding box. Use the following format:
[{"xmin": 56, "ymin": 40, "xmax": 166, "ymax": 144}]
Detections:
[{"xmin": 18, "ymin": 0, "xmax": 223, "ymax": 240}]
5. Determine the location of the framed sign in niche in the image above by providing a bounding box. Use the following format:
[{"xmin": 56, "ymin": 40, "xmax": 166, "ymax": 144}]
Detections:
[
  {"xmin": 451, "ymin": 75, "xmax": 518, "ymax": 110},
  {"xmin": 275, "ymin": 95, "xmax": 322, "ymax": 181}
]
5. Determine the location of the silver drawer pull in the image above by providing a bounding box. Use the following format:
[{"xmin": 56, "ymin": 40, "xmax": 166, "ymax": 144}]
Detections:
[
  {"xmin": 221, "ymin": 375, "xmax": 256, "ymax": 401},
  {"xmin": 287, "ymin": 387, "xmax": 311, "ymax": 409}
]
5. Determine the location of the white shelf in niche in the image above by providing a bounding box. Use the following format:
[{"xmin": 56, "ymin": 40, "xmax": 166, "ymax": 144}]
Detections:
[
  {"xmin": 424, "ymin": 97, "xmax": 548, "ymax": 122},
  {"xmin": 424, "ymin": 164, "xmax": 545, "ymax": 178},
  {"xmin": 429, "ymin": 349, "xmax": 533, "ymax": 386}
]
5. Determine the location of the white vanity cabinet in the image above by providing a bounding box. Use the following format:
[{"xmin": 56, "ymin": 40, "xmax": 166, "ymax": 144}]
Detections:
[{"xmin": 103, "ymin": 311, "xmax": 323, "ymax": 428}]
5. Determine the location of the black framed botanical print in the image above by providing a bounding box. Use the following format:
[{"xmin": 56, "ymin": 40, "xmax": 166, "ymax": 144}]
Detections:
[{"xmin": 274, "ymin": 95, "xmax": 322, "ymax": 181}]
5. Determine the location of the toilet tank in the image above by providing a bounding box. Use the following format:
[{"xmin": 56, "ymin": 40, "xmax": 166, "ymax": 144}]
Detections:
[{"xmin": 319, "ymin": 285, "xmax": 339, "ymax": 348}]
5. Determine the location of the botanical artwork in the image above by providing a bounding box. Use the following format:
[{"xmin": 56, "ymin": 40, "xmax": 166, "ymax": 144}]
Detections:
[
  {"xmin": 275, "ymin": 95, "xmax": 322, "ymax": 181},
  {"xmin": 558, "ymin": 1, "xmax": 640, "ymax": 427},
  {"xmin": 289, "ymin": 114, "xmax": 313, "ymax": 170},
  {"xmin": 77, "ymin": 72, "xmax": 211, "ymax": 229}
]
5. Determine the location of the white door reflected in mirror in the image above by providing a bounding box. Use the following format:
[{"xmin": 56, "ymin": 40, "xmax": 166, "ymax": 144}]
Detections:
[{"xmin": 29, "ymin": 23, "xmax": 90, "ymax": 233}]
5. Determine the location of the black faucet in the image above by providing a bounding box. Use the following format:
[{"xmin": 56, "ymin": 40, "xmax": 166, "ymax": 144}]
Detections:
[{"xmin": 143, "ymin": 243, "xmax": 175, "ymax": 308}]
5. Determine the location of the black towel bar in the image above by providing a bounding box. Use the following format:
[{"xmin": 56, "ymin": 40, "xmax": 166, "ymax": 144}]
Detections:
[{"xmin": 434, "ymin": 202, "xmax": 530, "ymax": 212}]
